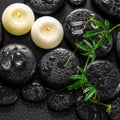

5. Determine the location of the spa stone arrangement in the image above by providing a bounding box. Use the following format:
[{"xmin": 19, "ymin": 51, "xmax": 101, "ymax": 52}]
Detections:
[{"xmin": 0, "ymin": 0, "xmax": 120, "ymax": 120}]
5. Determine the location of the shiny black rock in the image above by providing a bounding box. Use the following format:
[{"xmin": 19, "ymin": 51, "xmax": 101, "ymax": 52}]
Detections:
[
  {"xmin": 47, "ymin": 92, "xmax": 74, "ymax": 111},
  {"xmin": 93, "ymin": 0, "xmax": 120, "ymax": 19},
  {"xmin": 86, "ymin": 60, "xmax": 120, "ymax": 101},
  {"xmin": 109, "ymin": 96, "xmax": 120, "ymax": 120},
  {"xmin": 0, "ymin": 44, "xmax": 37, "ymax": 87},
  {"xmin": 38, "ymin": 48, "xmax": 80, "ymax": 89},
  {"xmin": 0, "ymin": 85, "xmax": 17, "ymax": 106},
  {"xmin": 24, "ymin": 0, "xmax": 66, "ymax": 15},
  {"xmin": 67, "ymin": 0, "xmax": 86, "ymax": 6},
  {"xmin": 21, "ymin": 82, "xmax": 47, "ymax": 103},
  {"xmin": 63, "ymin": 9, "xmax": 112, "ymax": 58},
  {"xmin": 75, "ymin": 92, "xmax": 109, "ymax": 120}
]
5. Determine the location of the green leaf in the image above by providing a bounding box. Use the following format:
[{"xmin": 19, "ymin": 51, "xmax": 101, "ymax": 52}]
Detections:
[
  {"xmin": 77, "ymin": 66, "xmax": 86, "ymax": 75},
  {"xmin": 105, "ymin": 20, "xmax": 110, "ymax": 30},
  {"xmin": 83, "ymin": 87, "xmax": 91, "ymax": 94},
  {"xmin": 118, "ymin": 7, "xmax": 120, "ymax": 11},
  {"xmin": 68, "ymin": 79, "xmax": 86, "ymax": 90},
  {"xmin": 76, "ymin": 43, "xmax": 91, "ymax": 52},
  {"xmin": 84, "ymin": 91, "xmax": 95, "ymax": 101},
  {"xmin": 95, "ymin": 34, "xmax": 106, "ymax": 49},
  {"xmin": 91, "ymin": 18, "xmax": 105, "ymax": 28},
  {"xmin": 83, "ymin": 30, "xmax": 105, "ymax": 38},
  {"xmin": 106, "ymin": 32, "xmax": 113, "ymax": 45},
  {"xmin": 83, "ymin": 40, "xmax": 93, "ymax": 49},
  {"xmin": 70, "ymin": 75, "xmax": 85, "ymax": 80},
  {"xmin": 92, "ymin": 41, "xmax": 96, "ymax": 49},
  {"xmin": 81, "ymin": 52, "xmax": 91, "ymax": 56}
]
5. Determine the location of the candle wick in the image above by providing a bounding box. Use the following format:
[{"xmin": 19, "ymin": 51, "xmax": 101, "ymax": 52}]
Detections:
[
  {"xmin": 18, "ymin": 12, "xmax": 21, "ymax": 17},
  {"xmin": 46, "ymin": 27, "xmax": 51, "ymax": 32}
]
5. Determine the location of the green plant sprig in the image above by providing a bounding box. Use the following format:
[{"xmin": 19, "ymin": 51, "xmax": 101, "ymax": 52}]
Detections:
[{"xmin": 67, "ymin": 17, "xmax": 119, "ymax": 114}]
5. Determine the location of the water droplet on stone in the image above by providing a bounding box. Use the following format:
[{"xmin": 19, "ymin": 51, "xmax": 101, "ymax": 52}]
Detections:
[
  {"xmin": 13, "ymin": 52, "xmax": 26, "ymax": 67},
  {"xmin": 1, "ymin": 53, "xmax": 12, "ymax": 70}
]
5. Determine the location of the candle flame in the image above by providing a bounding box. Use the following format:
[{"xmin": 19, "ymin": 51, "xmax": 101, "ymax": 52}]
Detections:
[
  {"xmin": 17, "ymin": 12, "xmax": 21, "ymax": 17},
  {"xmin": 46, "ymin": 27, "xmax": 51, "ymax": 32}
]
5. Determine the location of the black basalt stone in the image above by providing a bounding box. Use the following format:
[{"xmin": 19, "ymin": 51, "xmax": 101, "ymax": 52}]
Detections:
[
  {"xmin": 47, "ymin": 91, "xmax": 75, "ymax": 111},
  {"xmin": 75, "ymin": 92, "xmax": 109, "ymax": 120},
  {"xmin": 93, "ymin": 0, "xmax": 120, "ymax": 19},
  {"xmin": 24, "ymin": 0, "xmax": 66, "ymax": 15},
  {"xmin": 109, "ymin": 96, "xmax": 120, "ymax": 120},
  {"xmin": 0, "ymin": 85, "xmax": 17, "ymax": 106},
  {"xmin": 63, "ymin": 9, "xmax": 112, "ymax": 58},
  {"xmin": 38, "ymin": 48, "xmax": 80, "ymax": 89},
  {"xmin": 0, "ymin": 44, "xmax": 37, "ymax": 87},
  {"xmin": 21, "ymin": 81, "xmax": 47, "ymax": 103},
  {"xmin": 86, "ymin": 60, "xmax": 120, "ymax": 101},
  {"xmin": 67, "ymin": 0, "xmax": 86, "ymax": 6}
]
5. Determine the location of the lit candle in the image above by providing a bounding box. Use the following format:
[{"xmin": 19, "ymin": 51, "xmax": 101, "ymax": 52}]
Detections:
[
  {"xmin": 2, "ymin": 3, "xmax": 35, "ymax": 35},
  {"xmin": 31, "ymin": 16, "xmax": 64, "ymax": 49}
]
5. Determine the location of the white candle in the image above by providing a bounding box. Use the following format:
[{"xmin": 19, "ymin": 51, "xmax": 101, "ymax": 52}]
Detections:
[
  {"xmin": 31, "ymin": 16, "xmax": 64, "ymax": 49},
  {"xmin": 2, "ymin": 3, "xmax": 35, "ymax": 35}
]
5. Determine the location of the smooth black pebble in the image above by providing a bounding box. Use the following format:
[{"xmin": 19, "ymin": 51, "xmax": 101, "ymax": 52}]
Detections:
[
  {"xmin": 24, "ymin": 0, "xmax": 66, "ymax": 15},
  {"xmin": 0, "ymin": 23, "xmax": 3, "ymax": 45},
  {"xmin": 109, "ymin": 96, "xmax": 120, "ymax": 120},
  {"xmin": 0, "ymin": 44, "xmax": 37, "ymax": 87},
  {"xmin": 93, "ymin": 0, "xmax": 120, "ymax": 19},
  {"xmin": 38, "ymin": 48, "xmax": 80, "ymax": 89},
  {"xmin": 63, "ymin": 9, "xmax": 112, "ymax": 58},
  {"xmin": 116, "ymin": 33, "xmax": 120, "ymax": 63},
  {"xmin": 75, "ymin": 91, "xmax": 109, "ymax": 120},
  {"xmin": 67, "ymin": 0, "xmax": 86, "ymax": 6},
  {"xmin": 47, "ymin": 91, "xmax": 74, "ymax": 111},
  {"xmin": 0, "ymin": 85, "xmax": 17, "ymax": 106},
  {"xmin": 86, "ymin": 60, "xmax": 120, "ymax": 101},
  {"xmin": 21, "ymin": 82, "xmax": 47, "ymax": 103}
]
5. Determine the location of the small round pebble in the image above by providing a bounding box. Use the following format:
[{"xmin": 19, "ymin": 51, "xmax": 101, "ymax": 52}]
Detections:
[
  {"xmin": 109, "ymin": 96, "xmax": 120, "ymax": 120},
  {"xmin": 67, "ymin": 0, "xmax": 86, "ymax": 6},
  {"xmin": 86, "ymin": 60, "xmax": 120, "ymax": 101},
  {"xmin": 63, "ymin": 9, "xmax": 112, "ymax": 58},
  {"xmin": 47, "ymin": 92, "xmax": 74, "ymax": 111},
  {"xmin": 0, "ymin": 85, "xmax": 17, "ymax": 106},
  {"xmin": 93, "ymin": 0, "xmax": 120, "ymax": 19},
  {"xmin": 0, "ymin": 44, "xmax": 37, "ymax": 87},
  {"xmin": 21, "ymin": 82, "xmax": 47, "ymax": 103},
  {"xmin": 116, "ymin": 33, "xmax": 120, "ymax": 62},
  {"xmin": 38, "ymin": 48, "xmax": 80, "ymax": 89},
  {"xmin": 24, "ymin": 0, "xmax": 66, "ymax": 15}
]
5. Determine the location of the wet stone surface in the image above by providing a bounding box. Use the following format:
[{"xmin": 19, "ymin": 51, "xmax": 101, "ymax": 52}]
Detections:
[
  {"xmin": 24, "ymin": 0, "xmax": 66, "ymax": 14},
  {"xmin": 0, "ymin": 22, "xmax": 2, "ymax": 45},
  {"xmin": 21, "ymin": 82, "xmax": 47, "ymax": 102},
  {"xmin": 75, "ymin": 91, "xmax": 109, "ymax": 120},
  {"xmin": 109, "ymin": 95, "xmax": 120, "ymax": 120},
  {"xmin": 63, "ymin": 8, "xmax": 112, "ymax": 58},
  {"xmin": 0, "ymin": 85, "xmax": 17, "ymax": 106},
  {"xmin": 47, "ymin": 91, "xmax": 75, "ymax": 111},
  {"xmin": 38, "ymin": 48, "xmax": 80, "ymax": 89},
  {"xmin": 0, "ymin": 44, "xmax": 37, "ymax": 87},
  {"xmin": 86, "ymin": 60, "xmax": 120, "ymax": 101},
  {"xmin": 67, "ymin": 0, "xmax": 86, "ymax": 6},
  {"xmin": 93, "ymin": 0, "xmax": 120, "ymax": 19}
]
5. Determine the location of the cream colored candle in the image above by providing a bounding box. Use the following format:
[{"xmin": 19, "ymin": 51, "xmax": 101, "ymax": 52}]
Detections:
[
  {"xmin": 2, "ymin": 3, "xmax": 35, "ymax": 35},
  {"xmin": 31, "ymin": 16, "xmax": 64, "ymax": 49}
]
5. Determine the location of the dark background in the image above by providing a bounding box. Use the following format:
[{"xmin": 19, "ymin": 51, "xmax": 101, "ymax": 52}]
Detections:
[{"xmin": 0, "ymin": 0, "xmax": 119, "ymax": 120}]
